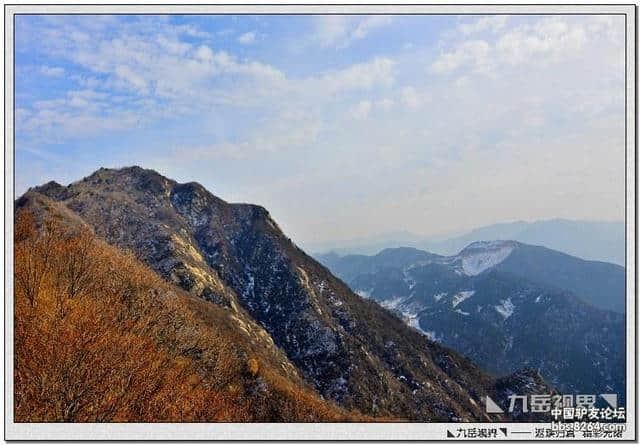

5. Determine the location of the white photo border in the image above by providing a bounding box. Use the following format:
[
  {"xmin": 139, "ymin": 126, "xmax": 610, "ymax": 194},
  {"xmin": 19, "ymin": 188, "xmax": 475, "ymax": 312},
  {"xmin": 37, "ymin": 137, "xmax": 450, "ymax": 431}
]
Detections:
[{"xmin": 3, "ymin": 3, "xmax": 636, "ymax": 441}]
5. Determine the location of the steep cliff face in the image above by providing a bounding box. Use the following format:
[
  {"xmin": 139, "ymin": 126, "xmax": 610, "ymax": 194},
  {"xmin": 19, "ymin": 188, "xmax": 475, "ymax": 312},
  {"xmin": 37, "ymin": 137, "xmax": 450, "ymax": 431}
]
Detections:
[{"xmin": 18, "ymin": 166, "xmax": 554, "ymax": 421}]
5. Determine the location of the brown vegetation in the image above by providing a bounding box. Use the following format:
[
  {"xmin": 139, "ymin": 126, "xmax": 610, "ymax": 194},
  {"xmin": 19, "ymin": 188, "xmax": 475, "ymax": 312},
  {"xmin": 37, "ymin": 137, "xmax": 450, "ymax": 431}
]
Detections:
[{"xmin": 14, "ymin": 211, "xmax": 366, "ymax": 422}]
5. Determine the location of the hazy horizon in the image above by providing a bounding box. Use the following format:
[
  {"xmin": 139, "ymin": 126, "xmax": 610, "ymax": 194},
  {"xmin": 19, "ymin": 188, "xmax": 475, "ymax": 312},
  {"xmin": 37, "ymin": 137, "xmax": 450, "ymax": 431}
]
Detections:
[
  {"xmin": 15, "ymin": 14, "xmax": 626, "ymax": 246},
  {"xmin": 303, "ymin": 217, "xmax": 625, "ymax": 248}
]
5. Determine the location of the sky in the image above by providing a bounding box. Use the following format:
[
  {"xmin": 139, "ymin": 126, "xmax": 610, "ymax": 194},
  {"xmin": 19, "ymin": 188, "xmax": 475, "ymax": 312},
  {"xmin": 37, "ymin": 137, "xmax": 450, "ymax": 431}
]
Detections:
[{"xmin": 15, "ymin": 14, "xmax": 626, "ymax": 247}]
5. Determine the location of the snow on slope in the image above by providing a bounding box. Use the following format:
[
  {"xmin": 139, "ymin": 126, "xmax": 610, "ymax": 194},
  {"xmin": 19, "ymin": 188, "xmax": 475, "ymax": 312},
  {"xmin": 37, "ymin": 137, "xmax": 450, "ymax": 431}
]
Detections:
[
  {"xmin": 451, "ymin": 291, "xmax": 475, "ymax": 308},
  {"xmin": 457, "ymin": 241, "xmax": 516, "ymax": 276},
  {"xmin": 433, "ymin": 292, "xmax": 447, "ymax": 302},
  {"xmin": 495, "ymin": 297, "xmax": 515, "ymax": 319}
]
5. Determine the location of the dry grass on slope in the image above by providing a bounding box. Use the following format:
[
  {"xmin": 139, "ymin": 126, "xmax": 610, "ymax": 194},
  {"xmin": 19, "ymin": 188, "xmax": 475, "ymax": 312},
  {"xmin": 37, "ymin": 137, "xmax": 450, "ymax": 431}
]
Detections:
[{"xmin": 14, "ymin": 211, "xmax": 368, "ymax": 423}]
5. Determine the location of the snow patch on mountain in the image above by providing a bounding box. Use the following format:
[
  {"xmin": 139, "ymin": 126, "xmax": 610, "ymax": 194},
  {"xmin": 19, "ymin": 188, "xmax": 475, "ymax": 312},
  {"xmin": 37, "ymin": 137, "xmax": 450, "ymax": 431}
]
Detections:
[
  {"xmin": 355, "ymin": 289, "xmax": 372, "ymax": 299},
  {"xmin": 405, "ymin": 313, "xmax": 442, "ymax": 342},
  {"xmin": 402, "ymin": 268, "xmax": 416, "ymax": 290},
  {"xmin": 423, "ymin": 330, "xmax": 443, "ymax": 342},
  {"xmin": 495, "ymin": 297, "xmax": 515, "ymax": 319},
  {"xmin": 380, "ymin": 296, "xmax": 408, "ymax": 310},
  {"xmin": 433, "ymin": 292, "xmax": 447, "ymax": 302},
  {"xmin": 503, "ymin": 335, "xmax": 514, "ymax": 353},
  {"xmin": 457, "ymin": 241, "xmax": 515, "ymax": 276},
  {"xmin": 406, "ymin": 315, "xmax": 421, "ymax": 331},
  {"xmin": 452, "ymin": 290, "xmax": 475, "ymax": 308}
]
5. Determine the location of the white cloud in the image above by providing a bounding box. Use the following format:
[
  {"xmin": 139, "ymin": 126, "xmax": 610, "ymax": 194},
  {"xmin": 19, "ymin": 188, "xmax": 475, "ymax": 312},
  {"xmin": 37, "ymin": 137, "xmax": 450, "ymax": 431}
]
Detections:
[
  {"xmin": 313, "ymin": 15, "xmax": 393, "ymax": 48},
  {"xmin": 40, "ymin": 65, "xmax": 65, "ymax": 76},
  {"xmin": 400, "ymin": 86, "xmax": 427, "ymax": 110},
  {"xmin": 36, "ymin": 24, "xmax": 287, "ymax": 104},
  {"xmin": 347, "ymin": 97, "xmax": 399, "ymax": 119},
  {"xmin": 587, "ymin": 16, "xmax": 625, "ymax": 46},
  {"xmin": 216, "ymin": 28, "xmax": 233, "ymax": 37},
  {"xmin": 376, "ymin": 98, "xmax": 394, "ymax": 110},
  {"xmin": 458, "ymin": 16, "xmax": 508, "ymax": 35},
  {"xmin": 172, "ymin": 23, "xmax": 212, "ymax": 39},
  {"xmin": 67, "ymin": 89, "xmax": 107, "ymax": 108},
  {"xmin": 20, "ymin": 19, "xmax": 394, "ymax": 144},
  {"xmin": 431, "ymin": 17, "xmax": 597, "ymax": 77},
  {"xmin": 522, "ymin": 111, "xmax": 545, "ymax": 128},
  {"xmin": 171, "ymin": 111, "xmax": 324, "ymax": 161},
  {"xmin": 237, "ymin": 31, "xmax": 257, "ymax": 44},
  {"xmin": 313, "ymin": 16, "xmax": 350, "ymax": 47},
  {"xmin": 349, "ymin": 100, "xmax": 373, "ymax": 120},
  {"xmin": 431, "ymin": 40, "xmax": 491, "ymax": 74},
  {"xmin": 195, "ymin": 44, "xmax": 214, "ymax": 61},
  {"xmin": 156, "ymin": 36, "xmax": 191, "ymax": 55},
  {"xmin": 313, "ymin": 57, "xmax": 395, "ymax": 92},
  {"xmin": 497, "ymin": 19, "xmax": 587, "ymax": 66},
  {"xmin": 114, "ymin": 65, "xmax": 148, "ymax": 93},
  {"xmin": 18, "ymin": 99, "xmax": 141, "ymax": 143},
  {"xmin": 352, "ymin": 16, "xmax": 392, "ymax": 40}
]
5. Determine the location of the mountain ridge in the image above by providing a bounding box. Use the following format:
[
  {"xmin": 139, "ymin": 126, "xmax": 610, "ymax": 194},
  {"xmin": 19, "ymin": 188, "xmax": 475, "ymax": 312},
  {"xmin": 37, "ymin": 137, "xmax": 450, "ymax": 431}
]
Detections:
[
  {"xmin": 17, "ymin": 165, "xmax": 556, "ymax": 421},
  {"xmin": 316, "ymin": 244, "xmax": 625, "ymax": 399},
  {"xmin": 318, "ymin": 240, "xmax": 624, "ymax": 313}
]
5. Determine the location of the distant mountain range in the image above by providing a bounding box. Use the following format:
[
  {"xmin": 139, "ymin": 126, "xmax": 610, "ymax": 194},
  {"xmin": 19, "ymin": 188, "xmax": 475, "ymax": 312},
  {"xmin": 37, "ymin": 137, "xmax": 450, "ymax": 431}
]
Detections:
[
  {"xmin": 16, "ymin": 166, "xmax": 555, "ymax": 422},
  {"xmin": 316, "ymin": 242, "xmax": 625, "ymax": 398},
  {"xmin": 308, "ymin": 219, "xmax": 624, "ymax": 265}
]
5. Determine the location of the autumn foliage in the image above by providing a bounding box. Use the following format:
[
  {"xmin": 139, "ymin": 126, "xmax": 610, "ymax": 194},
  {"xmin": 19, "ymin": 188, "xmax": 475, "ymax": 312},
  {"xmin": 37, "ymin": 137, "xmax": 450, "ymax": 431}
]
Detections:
[{"xmin": 14, "ymin": 211, "xmax": 362, "ymax": 422}]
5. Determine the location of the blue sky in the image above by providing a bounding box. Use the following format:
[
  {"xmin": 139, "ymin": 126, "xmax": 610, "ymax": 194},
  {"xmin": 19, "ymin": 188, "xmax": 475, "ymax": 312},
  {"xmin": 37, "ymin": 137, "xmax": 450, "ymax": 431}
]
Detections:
[{"xmin": 15, "ymin": 14, "xmax": 626, "ymax": 247}]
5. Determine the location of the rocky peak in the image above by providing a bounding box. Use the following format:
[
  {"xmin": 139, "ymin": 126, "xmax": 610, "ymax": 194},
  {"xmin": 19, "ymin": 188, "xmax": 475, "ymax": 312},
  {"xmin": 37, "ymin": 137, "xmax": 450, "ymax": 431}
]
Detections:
[
  {"xmin": 32, "ymin": 180, "xmax": 69, "ymax": 201},
  {"xmin": 78, "ymin": 166, "xmax": 175, "ymax": 196}
]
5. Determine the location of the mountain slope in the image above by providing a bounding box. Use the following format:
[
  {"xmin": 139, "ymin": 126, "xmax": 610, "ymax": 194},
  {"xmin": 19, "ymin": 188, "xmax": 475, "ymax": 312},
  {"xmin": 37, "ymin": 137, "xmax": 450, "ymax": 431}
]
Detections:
[
  {"xmin": 13, "ymin": 210, "xmax": 361, "ymax": 422},
  {"xmin": 493, "ymin": 243, "xmax": 625, "ymax": 313},
  {"xmin": 317, "ymin": 243, "xmax": 625, "ymax": 399},
  {"xmin": 18, "ymin": 166, "xmax": 554, "ymax": 421}
]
